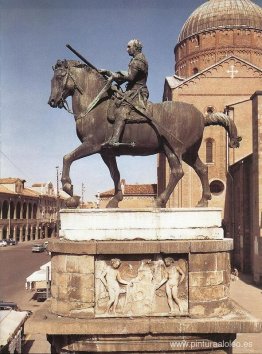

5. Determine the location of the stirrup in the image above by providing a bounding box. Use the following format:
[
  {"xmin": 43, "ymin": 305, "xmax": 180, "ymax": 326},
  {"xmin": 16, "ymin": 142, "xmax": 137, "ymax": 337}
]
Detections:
[{"xmin": 101, "ymin": 141, "xmax": 136, "ymax": 148}]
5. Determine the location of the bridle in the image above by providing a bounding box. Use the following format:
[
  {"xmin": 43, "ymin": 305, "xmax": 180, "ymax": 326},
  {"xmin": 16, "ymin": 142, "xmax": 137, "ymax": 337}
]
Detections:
[
  {"xmin": 53, "ymin": 61, "xmax": 83, "ymax": 113},
  {"xmin": 54, "ymin": 61, "xmax": 114, "ymax": 121}
]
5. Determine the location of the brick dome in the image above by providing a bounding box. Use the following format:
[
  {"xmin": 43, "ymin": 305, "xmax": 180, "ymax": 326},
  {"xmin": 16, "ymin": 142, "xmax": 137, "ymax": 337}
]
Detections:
[{"xmin": 179, "ymin": 0, "xmax": 262, "ymax": 42}]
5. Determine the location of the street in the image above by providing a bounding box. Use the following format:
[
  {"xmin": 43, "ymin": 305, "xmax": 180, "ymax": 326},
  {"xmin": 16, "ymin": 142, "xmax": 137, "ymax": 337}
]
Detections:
[{"xmin": 0, "ymin": 240, "xmax": 51, "ymax": 353}]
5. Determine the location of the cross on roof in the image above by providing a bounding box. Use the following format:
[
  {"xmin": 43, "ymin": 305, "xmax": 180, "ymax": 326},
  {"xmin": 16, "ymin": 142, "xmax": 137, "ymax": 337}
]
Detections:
[{"xmin": 227, "ymin": 65, "xmax": 238, "ymax": 79}]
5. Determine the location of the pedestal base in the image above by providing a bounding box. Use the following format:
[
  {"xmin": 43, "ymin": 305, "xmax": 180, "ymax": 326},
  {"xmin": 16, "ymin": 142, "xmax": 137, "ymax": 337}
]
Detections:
[
  {"xmin": 26, "ymin": 300, "xmax": 261, "ymax": 354},
  {"xmin": 30, "ymin": 209, "xmax": 261, "ymax": 353},
  {"xmin": 59, "ymin": 208, "xmax": 223, "ymax": 240}
]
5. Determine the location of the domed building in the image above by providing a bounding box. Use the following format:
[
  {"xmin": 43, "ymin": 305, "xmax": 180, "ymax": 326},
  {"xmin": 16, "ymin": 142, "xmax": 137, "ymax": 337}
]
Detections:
[
  {"xmin": 175, "ymin": 0, "xmax": 262, "ymax": 77},
  {"xmin": 159, "ymin": 0, "xmax": 262, "ymax": 283}
]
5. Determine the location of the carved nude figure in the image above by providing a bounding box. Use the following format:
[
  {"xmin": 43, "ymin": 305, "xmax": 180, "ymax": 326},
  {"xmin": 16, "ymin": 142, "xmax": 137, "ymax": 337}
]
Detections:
[
  {"xmin": 99, "ymin": 258, "xmax": 129, "ymax": 314},
  {"xmin": 156, "ymin": 257, "xmax": 185, "ymax": 314}
]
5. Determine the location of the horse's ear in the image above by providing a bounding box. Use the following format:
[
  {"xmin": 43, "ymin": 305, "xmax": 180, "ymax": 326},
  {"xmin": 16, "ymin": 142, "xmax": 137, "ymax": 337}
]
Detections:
[
  {"xmin": 55, "ymin": 60, "xmax": 63, "ymax": 68},
  {"xmin": 63, "ymin": 59, "xmax": 68, "ymax": 68},
  {"xmin": 52, "ymin": 66, "xmax": 55, "ymax": 71}
]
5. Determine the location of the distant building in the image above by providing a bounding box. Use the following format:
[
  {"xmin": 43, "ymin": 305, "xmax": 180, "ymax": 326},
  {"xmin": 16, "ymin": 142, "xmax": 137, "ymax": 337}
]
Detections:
[
  {"xmin": 158, "ymin": 0, "xmax": 262, "ymax": 283},
  {"xmin": 98, "ymin": 180, "xmax": 157, "ymax": 208},
  {"xmin": 0, "ymin": 178, "xmax": 66, "ymax": 242}
]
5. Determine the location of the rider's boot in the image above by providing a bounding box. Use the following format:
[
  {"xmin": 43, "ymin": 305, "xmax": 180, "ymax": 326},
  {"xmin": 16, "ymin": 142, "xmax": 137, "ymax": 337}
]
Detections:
[{"xmin": 103, "ymin": 118, "xmax": 125, "ymax": 147}]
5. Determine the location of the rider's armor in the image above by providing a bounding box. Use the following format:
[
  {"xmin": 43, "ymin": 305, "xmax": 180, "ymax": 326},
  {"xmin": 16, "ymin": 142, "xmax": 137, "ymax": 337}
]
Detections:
[{"xmin": 107, "ymin": 52, "xmax": 149, "ymax": 146}]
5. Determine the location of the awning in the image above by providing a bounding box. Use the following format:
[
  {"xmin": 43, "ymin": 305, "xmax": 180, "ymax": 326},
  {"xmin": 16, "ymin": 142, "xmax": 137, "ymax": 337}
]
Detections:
[
  {"xmin": 40, "ymin": 261, "xmax": 51, "ymax": 270},
  {"xmin": 0, "ymin": 310, "xmax": 28, "ymax": 347},
  {"xmin": 26, "ymin": 262, "xmax": 51, "ymax": 283}
]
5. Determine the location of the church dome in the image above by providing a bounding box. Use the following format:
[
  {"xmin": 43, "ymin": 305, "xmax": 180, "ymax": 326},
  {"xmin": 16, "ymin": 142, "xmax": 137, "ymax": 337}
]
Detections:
[{"xmin": 179, "ymin": 0, "xmax": 262, "ymax": 42}]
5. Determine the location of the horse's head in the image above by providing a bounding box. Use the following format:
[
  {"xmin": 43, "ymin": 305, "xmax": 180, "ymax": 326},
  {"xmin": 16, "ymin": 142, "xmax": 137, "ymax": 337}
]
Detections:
[{"xmin": 48, "ymin": 59, "xmax": 83, "ymax": 109}]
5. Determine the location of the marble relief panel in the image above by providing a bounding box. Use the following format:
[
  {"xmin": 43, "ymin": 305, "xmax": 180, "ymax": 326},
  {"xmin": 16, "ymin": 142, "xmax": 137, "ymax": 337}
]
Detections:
[{"xmin": 95, "ymin": 255, "xmax": 188, "ymax": 317}]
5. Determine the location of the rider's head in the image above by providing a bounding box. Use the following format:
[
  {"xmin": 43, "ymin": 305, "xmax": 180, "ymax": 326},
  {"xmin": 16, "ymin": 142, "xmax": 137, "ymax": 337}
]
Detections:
[{"xmin": 127, "ymin": 39, "xmax": 143, "ymax": 56}]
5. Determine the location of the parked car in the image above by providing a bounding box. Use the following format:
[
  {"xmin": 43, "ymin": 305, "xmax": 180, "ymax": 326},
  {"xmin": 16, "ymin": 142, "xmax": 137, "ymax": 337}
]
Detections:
[
  {"xmin": 0, "ymin": 240, "xmax": 7, "ymax": 247},
  {"xmin": 36, "ymin": 289, "xmax": 48, "ymax": 302},
  {"xmin": 6, "ymin": 238, "xmax": 17, "ymax": 246},
  {"xmin": 32, "ymin": 243, "xmax": 45, "ymax": 253},
  {"xmin": 0, "ymin": 301, "xmax": 19, "ymax": 310}
]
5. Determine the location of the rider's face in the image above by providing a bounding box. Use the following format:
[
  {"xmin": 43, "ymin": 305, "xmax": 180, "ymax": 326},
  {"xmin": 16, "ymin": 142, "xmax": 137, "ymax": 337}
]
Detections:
[{"xmin": 127, "ymin": 41, "xmax": 136, "ymax": 57}]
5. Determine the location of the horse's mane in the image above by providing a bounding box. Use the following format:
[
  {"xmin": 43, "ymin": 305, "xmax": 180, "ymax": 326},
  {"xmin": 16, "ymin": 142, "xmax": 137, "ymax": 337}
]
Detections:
[
  {"xmin": 66, "ymin": 60, "xmax": 86, "ymax": 68},
  {"xmin": 61, "ymin": 59, "xmax": 106, "ymax": 84}
]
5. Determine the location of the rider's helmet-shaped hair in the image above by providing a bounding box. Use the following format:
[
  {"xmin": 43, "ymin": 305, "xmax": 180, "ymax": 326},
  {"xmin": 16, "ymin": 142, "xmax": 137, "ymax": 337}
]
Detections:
[{"xmin": 130, "ymin": 39, "xmax": 143, "ymax": 52}]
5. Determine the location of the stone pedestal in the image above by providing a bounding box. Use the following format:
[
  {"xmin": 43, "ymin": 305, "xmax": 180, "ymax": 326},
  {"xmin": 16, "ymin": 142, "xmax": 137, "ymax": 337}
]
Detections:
[{"xmin": 25, "ymin": 208, "xmax": 262, "ymax": 353}]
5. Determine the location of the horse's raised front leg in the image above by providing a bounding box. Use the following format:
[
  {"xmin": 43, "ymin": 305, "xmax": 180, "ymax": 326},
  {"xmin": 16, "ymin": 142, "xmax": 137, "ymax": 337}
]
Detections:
[
  {"xmin": 101, "ymin": 151, "xmax": 123, "ymax": 208},
  {"xmin": 156, "ymin": 145, "xmax": 184, "ymax": 208},
  {"xmin": 62, "ymin": 141, "xmax": 100, "ymax": 196},
  {"xmin": 183, "ymin": 152, "xmax": 211, "ymax": 207}
]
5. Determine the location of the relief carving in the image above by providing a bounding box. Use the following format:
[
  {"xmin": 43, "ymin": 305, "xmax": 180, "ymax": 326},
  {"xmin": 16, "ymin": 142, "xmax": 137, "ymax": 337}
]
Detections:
[
  {"xmin": 95, "ymin": 256, "xmax": 188, "ymax": 317},
  {"xmin": 155, "ymin": 257, "xmax": 185, "ymax": 314}
]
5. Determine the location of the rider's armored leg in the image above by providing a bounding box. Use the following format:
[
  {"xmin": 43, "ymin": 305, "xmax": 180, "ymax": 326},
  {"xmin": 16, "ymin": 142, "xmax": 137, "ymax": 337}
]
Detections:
[{"xmin": 107, "ymin": 116, "xmax": 126, "ymax": 146}]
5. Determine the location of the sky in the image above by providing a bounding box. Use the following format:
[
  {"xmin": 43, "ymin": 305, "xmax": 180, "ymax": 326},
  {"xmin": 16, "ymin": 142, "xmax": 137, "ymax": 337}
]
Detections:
[{"xmin": 1, "ymin": 0, "xmax": 261, "ymax": 201}]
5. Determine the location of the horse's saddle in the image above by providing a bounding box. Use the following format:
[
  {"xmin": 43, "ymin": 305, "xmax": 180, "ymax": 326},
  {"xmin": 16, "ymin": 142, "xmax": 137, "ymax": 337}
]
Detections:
[{"xmin": 107, "ymin": 89, "xmax": 153, "ymax": 124}]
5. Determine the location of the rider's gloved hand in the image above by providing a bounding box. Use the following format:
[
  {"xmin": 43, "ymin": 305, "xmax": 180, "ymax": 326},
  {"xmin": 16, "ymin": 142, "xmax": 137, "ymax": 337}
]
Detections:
[
  {"xmin": 111, "ymin": 72, "xmax": 122, "ymax": 80},
  {"xmin": 98, "ymin": 69, "xmax": 112, "ymax": 77}
]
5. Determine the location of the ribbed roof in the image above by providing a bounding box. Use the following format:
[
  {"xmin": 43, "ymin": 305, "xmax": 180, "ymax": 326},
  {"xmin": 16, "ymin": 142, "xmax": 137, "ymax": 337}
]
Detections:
[
  {"xmin": 100, "ymin": 184, "xmax": 157, "ymax": 198},
  {"xmin": 179, "ymin": 0, "xmax": 262, "ymax": 42}
]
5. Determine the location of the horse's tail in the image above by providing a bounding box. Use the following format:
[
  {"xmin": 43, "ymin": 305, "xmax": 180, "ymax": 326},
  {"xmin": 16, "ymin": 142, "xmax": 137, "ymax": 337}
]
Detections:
[{"xmin": 204, "ymin": 112, "xmax": 242, "ymax": 148}]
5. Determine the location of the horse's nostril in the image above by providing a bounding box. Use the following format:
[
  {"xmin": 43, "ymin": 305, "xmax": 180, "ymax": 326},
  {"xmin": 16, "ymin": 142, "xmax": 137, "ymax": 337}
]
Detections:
[{"xmin": 48, "ymin": 99, "xmax": 56, "ymax": 107}]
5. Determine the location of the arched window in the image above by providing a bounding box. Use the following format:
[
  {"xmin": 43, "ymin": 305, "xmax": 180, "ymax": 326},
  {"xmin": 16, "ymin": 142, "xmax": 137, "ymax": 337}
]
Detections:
[
  {"xmin": 195, "ymin": 35, "xmax": 200, "ymax": 47},
  {"xmin": 2, "ymin": 201, "xmax": 9, "ymax": 219},
  {"xmin": 206, "ymin": 138, "xmax": 214, "ymax": 163},
  {"xmin": 33, "ymin": 204, "xmax": 38, "ymax": 219},
  {"xmin": 22, "ymin": 203, "xmax": 27, "ymax": 219},
  {"xmin": 16, "ymin": 202, "xmax": 21, "ymax": 219},
  {"xmin": 28, "ymin": 203, "xmax": 32, "ymax": 219},
  {"xmin": 10, "ymin": 201, "xmax": 15, "ymax": 219},
  {"xmin": 22, "ymin": 226, "xmax": 26, "ymax": 242}
]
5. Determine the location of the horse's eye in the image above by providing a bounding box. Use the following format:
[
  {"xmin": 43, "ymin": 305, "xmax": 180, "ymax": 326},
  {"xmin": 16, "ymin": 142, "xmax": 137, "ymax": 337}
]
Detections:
[{"xmin": 56, "ymin": 70, "xmax": 66, "ymax": 78}]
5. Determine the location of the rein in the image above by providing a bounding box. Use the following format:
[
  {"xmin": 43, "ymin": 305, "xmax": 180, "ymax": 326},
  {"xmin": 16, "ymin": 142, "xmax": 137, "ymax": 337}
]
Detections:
[{"xmin": 61, "ymin": 65, "xmax": 112, "ymax": 121}]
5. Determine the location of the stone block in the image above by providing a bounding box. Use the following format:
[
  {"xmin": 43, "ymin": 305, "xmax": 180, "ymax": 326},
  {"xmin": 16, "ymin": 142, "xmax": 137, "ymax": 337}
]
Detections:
[
  {"xmin": 160, "ymin": 241, "xmax": 190, "ymax": 253},
  {"xmin": 97, "ymin": 240, "xmax": 161, "ymax": 254},
  {"xmin": 189, "ymin": 298, "xmax": 232, "ymax": 317},
  {"xmin": 49, "ymin": 240, "xmax": 97, "ymax": 254},
  {"xmin": 190, "ymin": 239, "xmax": 233, "ymax": 253},
  {"xmin": 51, "ymin": 284, "xmax": 58, "ymax": 298},
  {"xmin": 58, "ymin": 284, "xmax": 71, "ymax": 301},
  {"xmin": 223, "ymin": 269, "xmax": 231, "ymax": 285},
  {"xmin": 54, "ymin": 272, "xmax": 71, "ymax": 287},
  {"xmin": 52, "ymin": 254, "xmax": 67, "ymax": 273},
  {"xmin": 189, "ymin": 284, "xmax": 226, "ymax": 302},
  {"xmin": 51, "ymin": 298, "xmax": 71, "ymax": 315},
  {"xmin": 217, "ymin": 252, "xmax": 231, "ymax": 271},
  {"xmin": 80, "ymin": 288, "xmax": 95, "ymax": 304},
  {"xmin": 69, "ymin": 301, "xmax": 95, "ymax": 311},
  {"xmin": 69, "ymin": 307, "xmax": 94, "ymax": 319},
  {"xmin": 189, "ymin": 271, "xmax": 224, "ymax": 287},
  {"xmin": 65, "ymin": 255, "xmax": 94, "ymax": 274},
  {"xmin": 67, "ymin": 274, "xmax": 94, "ymax": 302},
  {"xmin": 189, "ymin": 253, "xmax": 217, "ymax": 272}
]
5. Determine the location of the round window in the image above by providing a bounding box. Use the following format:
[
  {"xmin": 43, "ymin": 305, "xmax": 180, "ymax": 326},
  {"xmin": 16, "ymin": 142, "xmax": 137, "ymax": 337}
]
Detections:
[{"xmin": 210, "ymin": 180, "xmax": 225, "ymax": 195}]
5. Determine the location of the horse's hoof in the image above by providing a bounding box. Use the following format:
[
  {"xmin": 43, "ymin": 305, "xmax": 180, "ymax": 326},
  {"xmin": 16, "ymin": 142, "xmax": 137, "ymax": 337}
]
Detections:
[
  {"xmin": 106, "ymin": 198, "xmax": 119, "ymax": 208},
  {"xmin": 196, "ymin": 200, "xmax": 208, "ymax": 207},
  {"xmin": 155, "ymin": 198, "xmax": 166, "ymax": 208},
  {"xmin": 65, "ymin": 195, "xmax": 80, "ymax": 208},
  {"xmin": 63, "ymin": 183, "xmax": 73, "ymax": 197}
]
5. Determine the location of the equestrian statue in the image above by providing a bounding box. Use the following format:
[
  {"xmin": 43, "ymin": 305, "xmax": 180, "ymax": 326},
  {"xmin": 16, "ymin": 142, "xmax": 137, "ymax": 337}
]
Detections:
[{"xmin": 48, "ymin": 40, "xmax": 241, "ymax": 208}]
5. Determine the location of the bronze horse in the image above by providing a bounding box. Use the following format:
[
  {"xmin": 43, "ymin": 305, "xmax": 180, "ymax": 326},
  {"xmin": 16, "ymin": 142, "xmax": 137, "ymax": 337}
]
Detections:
[{"xmin": 48, "ymin": 59, "xmax": 241, "ymax": 208}]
